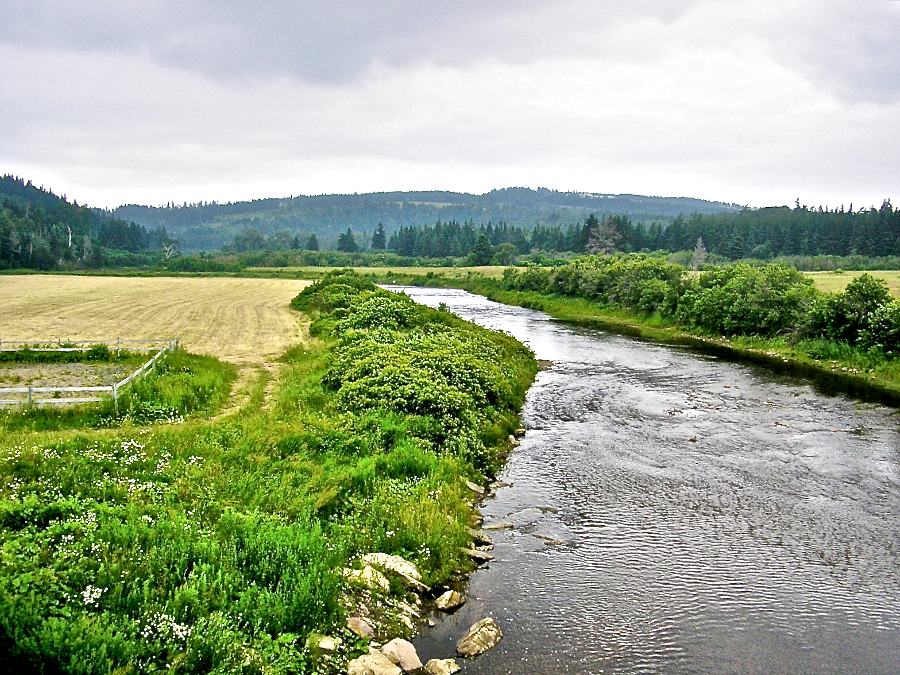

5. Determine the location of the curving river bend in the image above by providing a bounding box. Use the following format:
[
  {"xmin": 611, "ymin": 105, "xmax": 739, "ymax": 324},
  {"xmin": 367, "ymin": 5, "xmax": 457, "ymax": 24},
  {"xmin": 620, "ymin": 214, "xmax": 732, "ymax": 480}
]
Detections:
[{"xmin": 399, "ymin": 287, "xmax": 900, "ymax": 675}]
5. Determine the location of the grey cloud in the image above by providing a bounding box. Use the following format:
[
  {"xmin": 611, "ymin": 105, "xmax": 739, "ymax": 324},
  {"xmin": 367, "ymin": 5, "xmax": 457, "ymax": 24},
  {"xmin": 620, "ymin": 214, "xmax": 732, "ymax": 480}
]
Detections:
[
  {"xmin": 765, "ymin": 1, "xmax": 900, "ymax": 103},
  {"xmin": 0, "ymin": 0, "xmax": 705, "ymax": 83}
]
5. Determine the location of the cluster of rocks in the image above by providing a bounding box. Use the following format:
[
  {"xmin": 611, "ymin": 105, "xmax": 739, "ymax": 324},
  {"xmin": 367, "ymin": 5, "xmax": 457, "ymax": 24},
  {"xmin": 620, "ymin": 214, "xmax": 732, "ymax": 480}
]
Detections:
[
  {"xmin": 337, "ymin": 463, "xmax": 523, "ymax": 674},
  {"xmin": 346, "ymin": 618, "xmax": 504, "ymax": 675}
]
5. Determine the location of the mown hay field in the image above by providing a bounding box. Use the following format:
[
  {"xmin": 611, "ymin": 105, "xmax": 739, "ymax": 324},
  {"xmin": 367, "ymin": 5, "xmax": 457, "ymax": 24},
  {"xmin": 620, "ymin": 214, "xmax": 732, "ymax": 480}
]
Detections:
[
  {"xmin": 243, "ymin": 264, "xmax": 510, "ymax": 279},
  {"xmin": 0, "ymin": 275, "xmax": 311, "ymax": 363},
  {"xmin": 806, "ymin": 270, "xmax": 900, "ymax": 297}
]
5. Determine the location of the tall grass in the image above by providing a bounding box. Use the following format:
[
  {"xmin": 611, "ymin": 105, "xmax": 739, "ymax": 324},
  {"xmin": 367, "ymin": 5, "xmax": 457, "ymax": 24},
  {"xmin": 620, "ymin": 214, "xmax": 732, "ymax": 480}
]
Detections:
[{"xmin": 0, "ymin": 270, "xmax": 537, "ymax": 673}]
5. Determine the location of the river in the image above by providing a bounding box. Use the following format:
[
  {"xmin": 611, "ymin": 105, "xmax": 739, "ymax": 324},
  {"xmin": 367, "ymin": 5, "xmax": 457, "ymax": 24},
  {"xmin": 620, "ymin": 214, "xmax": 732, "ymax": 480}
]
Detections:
[{"xmin": 398, "ymin": 286, "xmax": 900, "ymax": 675}]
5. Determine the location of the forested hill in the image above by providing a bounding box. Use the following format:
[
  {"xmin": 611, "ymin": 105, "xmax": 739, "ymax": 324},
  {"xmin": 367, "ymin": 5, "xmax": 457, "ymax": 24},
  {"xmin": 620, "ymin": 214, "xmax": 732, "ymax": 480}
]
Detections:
[
  {"xmin": 114, "ymin": 188, "xmax": 742, "ymax": 252},
  {"xmin": 0, "ymin": 175, "xmax": 171, "ymax": 270}
]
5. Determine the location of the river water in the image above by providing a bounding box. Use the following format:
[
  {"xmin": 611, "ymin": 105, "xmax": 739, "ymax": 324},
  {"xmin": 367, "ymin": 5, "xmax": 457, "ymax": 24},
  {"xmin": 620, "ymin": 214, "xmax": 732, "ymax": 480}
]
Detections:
[{"xmin": 398, "ymin": 287, "xmax": 900, "ymax": 675}]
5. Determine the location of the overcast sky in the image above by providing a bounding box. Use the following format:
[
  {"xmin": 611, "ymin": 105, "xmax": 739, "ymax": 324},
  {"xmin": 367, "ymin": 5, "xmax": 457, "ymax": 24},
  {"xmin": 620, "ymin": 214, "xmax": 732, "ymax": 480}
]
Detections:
[{"xmin": 2, "ymin": 0, "xmax": 898, "ymax": 210}]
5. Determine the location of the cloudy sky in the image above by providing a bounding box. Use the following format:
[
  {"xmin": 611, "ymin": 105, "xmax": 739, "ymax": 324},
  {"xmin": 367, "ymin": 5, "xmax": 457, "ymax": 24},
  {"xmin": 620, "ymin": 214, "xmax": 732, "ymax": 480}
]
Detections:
[{"xmin": 2, "ymin": 0, "xmax": 898, "ymax": 209}]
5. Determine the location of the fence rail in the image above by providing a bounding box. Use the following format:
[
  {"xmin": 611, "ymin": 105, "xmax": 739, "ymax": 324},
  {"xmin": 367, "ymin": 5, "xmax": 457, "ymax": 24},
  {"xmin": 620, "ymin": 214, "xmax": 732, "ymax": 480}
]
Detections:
[
  {"xmin": 0, "ymin": 340, "xmax": 178, "ymax": 407},
  {"xmin": 0, "ymin": 339, "xmax": 171, "ymax": 353}
]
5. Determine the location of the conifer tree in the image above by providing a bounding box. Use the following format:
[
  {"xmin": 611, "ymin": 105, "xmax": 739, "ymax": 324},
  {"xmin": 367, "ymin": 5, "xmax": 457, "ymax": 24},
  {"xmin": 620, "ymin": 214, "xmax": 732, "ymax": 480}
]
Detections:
[{"xmin": 371, "ymin": 223, "xmax": 386, "ymax": 250}]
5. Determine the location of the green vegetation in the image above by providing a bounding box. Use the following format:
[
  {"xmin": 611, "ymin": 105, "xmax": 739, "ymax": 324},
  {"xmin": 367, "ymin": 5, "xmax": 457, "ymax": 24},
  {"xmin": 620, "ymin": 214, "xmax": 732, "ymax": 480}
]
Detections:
[
  {"xmin": 0, "ymin": 175, "xmax": 174, "ymax": 271},
  {"xmin": 0, "ymin": 271, "xmax": 536, "ymax": 673},
  {"xmin": 0, "ymin": 351, "xmax": 235, "ymax": 433},
  {"xmin": 491, "ymin": 254, "xmax": 900, "ymax": 396},
  {"xmin": 0, "ymin": 344, "xmax": 137, "ymax": 364}
]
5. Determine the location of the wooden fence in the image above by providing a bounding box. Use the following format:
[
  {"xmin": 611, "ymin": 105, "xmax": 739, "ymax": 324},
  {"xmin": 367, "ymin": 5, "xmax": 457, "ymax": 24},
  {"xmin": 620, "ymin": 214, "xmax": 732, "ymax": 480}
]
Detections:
[{"xmin": 0, "ymin": 339, "xmax": 178, "ymax": 408}]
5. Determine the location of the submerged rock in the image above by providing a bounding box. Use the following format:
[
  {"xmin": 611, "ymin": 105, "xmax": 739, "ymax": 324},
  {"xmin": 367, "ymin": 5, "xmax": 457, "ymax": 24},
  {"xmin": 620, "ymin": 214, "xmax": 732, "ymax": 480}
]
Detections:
[
  {"xmin": 460, "ymin": 547, "xmax": 494, "ymax": 563},
  {"xmin": 465, "ymin": 480, "xmax": 486, "ymax": 496},
  {"xmin": 435, "ymin": 589, "xmax": 465, "ymax": 611},
  {"xmin": 381, "ymin": 638, "xmax": 423, "ymax": 672},
  {"xmin": 425, "ymin": 658, "xmax": 461, "ymax": 675},
  {"xmin": 456, "ymin": 617, "xmax": 504, "ymax": 658},
  {"xmin": 468, "ymin": 528, "xmax": 494, "ymax": 546},
  {"xmin": 482, "ymin": 521, "xmax": 514, "ymax": 531}
]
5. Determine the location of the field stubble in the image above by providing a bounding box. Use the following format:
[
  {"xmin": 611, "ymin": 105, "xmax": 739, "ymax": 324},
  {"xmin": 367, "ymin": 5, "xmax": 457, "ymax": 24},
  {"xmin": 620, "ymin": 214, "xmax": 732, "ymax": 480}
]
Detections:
[{"xmin": 0, "ymin": 275, "xmax": 312, "ymax": 364}]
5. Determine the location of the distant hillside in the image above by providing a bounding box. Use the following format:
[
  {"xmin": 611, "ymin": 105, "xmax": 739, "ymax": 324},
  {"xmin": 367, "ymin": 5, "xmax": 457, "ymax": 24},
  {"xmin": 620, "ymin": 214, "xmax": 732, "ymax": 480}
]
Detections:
[
  {"xmin": 0, "ymin": 175, "xmax": 170, "ymax": 270},
  {"xmin": 115, "ymin": 188, "xmax": 742, "ymax": 252}
]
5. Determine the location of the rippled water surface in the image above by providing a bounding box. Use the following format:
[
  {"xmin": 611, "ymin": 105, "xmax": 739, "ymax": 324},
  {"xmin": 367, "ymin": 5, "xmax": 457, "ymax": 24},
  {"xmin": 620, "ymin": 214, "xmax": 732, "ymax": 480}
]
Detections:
[{"xmin": 399, "ymin": 287, "xmax": 900, "ymax": 675}]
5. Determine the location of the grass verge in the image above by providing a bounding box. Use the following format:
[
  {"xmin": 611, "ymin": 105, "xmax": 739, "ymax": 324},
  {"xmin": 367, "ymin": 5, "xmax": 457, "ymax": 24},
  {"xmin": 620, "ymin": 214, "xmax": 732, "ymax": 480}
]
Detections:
[
  {"xmin": 0, "ymin": 271, "xmax": 537, "ymax": 673},
  {"xmin": 462, "ymin": 280, "xmax": 900, "ymax": 406}
]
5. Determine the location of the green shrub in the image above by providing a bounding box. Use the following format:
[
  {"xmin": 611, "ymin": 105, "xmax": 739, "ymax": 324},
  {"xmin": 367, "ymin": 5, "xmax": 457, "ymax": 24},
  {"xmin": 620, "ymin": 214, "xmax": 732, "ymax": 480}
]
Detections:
[
  {"xmin": 805, "ymin": 273, "xmax": 892, "ymax": 344},
  {"xmin": 677, "ymin": 262, "xmax": 814, "ymax": 336},
  {"xmin": 860, "ymin": 300, "xmax": 900, "ymax": 356}
]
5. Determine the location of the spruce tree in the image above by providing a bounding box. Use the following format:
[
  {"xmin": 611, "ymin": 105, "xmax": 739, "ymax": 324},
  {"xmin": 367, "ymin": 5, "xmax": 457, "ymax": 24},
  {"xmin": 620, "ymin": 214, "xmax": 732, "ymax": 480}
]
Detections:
[
  {"xmin": 336, "ymin": 228, "xmax": 359, "ymax": 253},
  {"xmin": 371, "ymin": 223, "xmax": 386, "ymax": 250}
]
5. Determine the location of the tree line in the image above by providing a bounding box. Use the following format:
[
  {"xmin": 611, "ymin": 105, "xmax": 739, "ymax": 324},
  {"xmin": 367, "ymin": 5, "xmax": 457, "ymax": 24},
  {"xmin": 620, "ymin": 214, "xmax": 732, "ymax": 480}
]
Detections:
[
  {"xmin": 0, "ymin": 175, "xmax": 172, "ymax": 270},
  {"xmin": 225, "ymin": 200, "xmax": 898, "ymax": 264}
]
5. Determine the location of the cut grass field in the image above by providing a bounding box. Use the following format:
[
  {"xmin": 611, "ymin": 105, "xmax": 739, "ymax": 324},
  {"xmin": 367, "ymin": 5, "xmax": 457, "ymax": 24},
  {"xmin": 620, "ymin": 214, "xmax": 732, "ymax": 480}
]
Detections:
[
  {"xmin": 806, "ymin": 270, "xmax": 900, "ymax": 297},
  {"xmin": 243, "ymin": 264, "xmax": 509, "ymax": 279},
  {"xmin": 0, "ymin": 276, "xmax": 312, "ymax": 364}
]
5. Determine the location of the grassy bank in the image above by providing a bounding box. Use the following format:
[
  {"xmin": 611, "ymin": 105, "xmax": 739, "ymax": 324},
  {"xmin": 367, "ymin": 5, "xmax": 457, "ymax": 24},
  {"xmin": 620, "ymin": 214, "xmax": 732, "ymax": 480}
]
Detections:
[
  {"xmin": 0, "ymin": 271, "xmax": 536, "ymax": 673},
  {"xmin": 459, "ymin": 278, "xmax": 900, "ymax": 405}
]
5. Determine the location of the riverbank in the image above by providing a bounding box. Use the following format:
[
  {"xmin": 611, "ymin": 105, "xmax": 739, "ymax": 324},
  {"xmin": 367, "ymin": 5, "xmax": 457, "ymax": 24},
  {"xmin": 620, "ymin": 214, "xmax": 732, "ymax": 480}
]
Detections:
[
  {"xmin": 401, "ymin": 284, "xmax": 900, "ymax": 675},
  {"xmin": 0, "ymin": 271, "xmax": 537, "ymax": 673},
  {"xmin": 448, "ymin": 279, "xmax": 900, "ymax": 408}
]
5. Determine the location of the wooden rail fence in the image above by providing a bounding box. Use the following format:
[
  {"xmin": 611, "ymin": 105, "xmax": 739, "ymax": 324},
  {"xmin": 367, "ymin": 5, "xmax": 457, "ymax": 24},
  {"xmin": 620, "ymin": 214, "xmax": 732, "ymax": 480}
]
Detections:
[{"xmin": 0, "ymin": 339, "xmax": 179, "ymax": 408}]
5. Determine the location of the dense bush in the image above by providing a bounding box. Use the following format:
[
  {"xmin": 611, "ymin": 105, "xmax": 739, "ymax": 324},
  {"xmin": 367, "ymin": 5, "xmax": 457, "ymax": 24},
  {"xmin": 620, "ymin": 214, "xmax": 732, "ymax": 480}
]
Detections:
[
  {"xmin": 504, "ymin": 254, "xmax": 685, "ymax": 317},
  {"xmin": 677, "ymin": 263, "xmax": 815, "ymax": 336},
  {"xmin": 804, "ymin": 273, "xmax": 893, "ymax": 343},
  {"xmin": 300, "ymin": 271, "xmax": 536, "ymax": 469},
  {"xmin": 859, "ymin": 300, "xmax": 900, "ymax": 355},
  {"xmin": 504, "ymin": 256, "xmax": 828, "ymax": 339},
  {"xmin": 0, "ymin": 343, "xmax": 127, "ymax": 364}
]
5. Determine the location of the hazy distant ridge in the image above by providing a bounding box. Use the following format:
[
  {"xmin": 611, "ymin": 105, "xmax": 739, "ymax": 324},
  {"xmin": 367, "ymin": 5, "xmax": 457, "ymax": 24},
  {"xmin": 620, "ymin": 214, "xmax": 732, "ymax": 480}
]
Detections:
[{"xmin": 114, "ymin": 187, "xmax": 741, "ymax": 251}]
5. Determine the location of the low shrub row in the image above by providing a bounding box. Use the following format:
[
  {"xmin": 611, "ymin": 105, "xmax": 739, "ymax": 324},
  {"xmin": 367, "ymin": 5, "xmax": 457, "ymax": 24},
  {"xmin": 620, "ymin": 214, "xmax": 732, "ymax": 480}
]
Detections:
[
  {"xmin": 502, "ymin": 254, "xmax": 900, "ymax": 356},
  {"xmin": 0, "ymin": 344, "xmax": 132, "ymax": 364}
]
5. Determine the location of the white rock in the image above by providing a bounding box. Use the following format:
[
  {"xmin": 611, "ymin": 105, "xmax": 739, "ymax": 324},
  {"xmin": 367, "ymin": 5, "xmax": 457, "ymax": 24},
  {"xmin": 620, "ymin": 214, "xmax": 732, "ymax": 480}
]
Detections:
[
  {"xmin": 363, "ymin": 553, "xmax": 422, "ymax": 581},
  {"xmin": 457, "ymin": 617, "xmax": 503, "ymax": 657},
  {"xmin": 347, "ymin": 617, "xmax": 375, "ymax": 640},
  {"xmin": 363, "ymin": 553, "xmax": 430, "ymax": 592},
  {"xmin": 344, "ymin": 566, "xmax": 391, "ymax": 593},
  {"xmin": 425, "ymin": 658, "xmax": 461, "ymax": 675},
  {"xmin": 465, "ymin": 480, "xmax": 486, "ymax": 496},
  {"xmin": 381, "ymin": 638, "xmax": 423, "ymax": 672},
  {"xmin": 435, "ymin": 590, "xmax": 465, "ymax": 611},
  {"xmin": 347, "ymin": 648, "xmax": 403, "ymax": 675}
]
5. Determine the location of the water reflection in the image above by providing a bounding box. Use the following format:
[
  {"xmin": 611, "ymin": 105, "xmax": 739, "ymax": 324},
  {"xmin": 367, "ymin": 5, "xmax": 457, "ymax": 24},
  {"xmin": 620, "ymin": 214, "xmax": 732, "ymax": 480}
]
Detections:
[{"xmin": 395, "ymin": 286, "xmax": 900, "ymax": 675}]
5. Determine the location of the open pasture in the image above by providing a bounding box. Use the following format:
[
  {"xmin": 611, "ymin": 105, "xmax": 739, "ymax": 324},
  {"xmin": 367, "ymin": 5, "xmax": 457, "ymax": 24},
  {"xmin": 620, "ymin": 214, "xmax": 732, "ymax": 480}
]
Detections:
[
  {"xmin": 806, "ymin": 270, "xmax": 900, "ymax": 297},
  {"xmin": 0, "ymin": 275, "xmax": 311, "ymax": 363}
]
